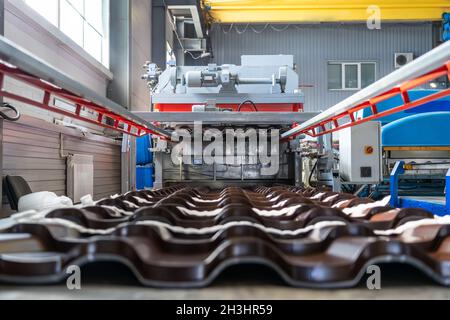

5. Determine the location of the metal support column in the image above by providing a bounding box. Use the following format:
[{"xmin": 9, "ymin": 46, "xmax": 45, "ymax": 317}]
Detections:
[
  {"xmin": 109, "ymin": 0, "xmax": 132, "ymax": 193},
  {"xmin": 151, "ymin": 0, "xmax": 167, "ymax": 69},
  {"xmin": 290, "ymin": 137, "xmax": 302, "ymax": 187},
  {"xmin": 174, "ymin": 17, "xmax": 185, "ymax": 66},
  {"xmin": 129, "ymin": 136, "xmax": 136, "ymax": 192},
  {"xmin": 0, "ymin": 0, "xmax": 4, "ymax": 208},
  {"xmin": 154, "ymin": 152, "xmax": 164, "ymax": 189},
  {"xmin": 121, "ymin": 135, "xmax": 131, "ymax": 193},
  {"xmin": 390, "ymin": 161, "xmax": 405, "ymax": 208}
]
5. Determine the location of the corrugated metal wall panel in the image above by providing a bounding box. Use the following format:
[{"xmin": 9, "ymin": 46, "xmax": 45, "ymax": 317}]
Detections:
[
  {"xmin": 210, "ymin": 23, "xmax": 433, "ymax": 111},
  {"xmin": 2, "ymin": 120, "xmax": 66, "ymax": 202},
  {"xmin": 2, "ymin": 116, "xmax": 121, "ymax": 214}
]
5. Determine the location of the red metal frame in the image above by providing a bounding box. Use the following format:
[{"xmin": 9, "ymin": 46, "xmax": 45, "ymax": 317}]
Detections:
[
  {"xmin": 0, "ymin": 61, "xmax": 163, "ymax": 138},
  {"xmin": 283, "ymin": 61, "xmax": 450, "ymax": 141}
]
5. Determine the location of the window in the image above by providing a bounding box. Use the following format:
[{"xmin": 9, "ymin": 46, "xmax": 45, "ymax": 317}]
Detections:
[
  {"xmin": 25, "ymin": 0, "xmax": 109, "ymax": 67},
  {"xmin": 328, "ymin": 62, "xmax": 376, "ymax": 90},
  {"xmin": 24, "ymin": 0, "xmax": 59, "ymax": 26}
]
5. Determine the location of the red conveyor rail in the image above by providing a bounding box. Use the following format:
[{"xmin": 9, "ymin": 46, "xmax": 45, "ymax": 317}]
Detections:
[
  {"xmin": 0, "ymin": 36, "xmax": 170, "ymax": 139},
  {"xmin": 282, "ymin": 41, "xmax": 450, "ymax": 141}
]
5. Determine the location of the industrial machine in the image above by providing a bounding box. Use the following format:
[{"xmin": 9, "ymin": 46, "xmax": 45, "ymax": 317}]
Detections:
[
  {"xmin": 380, "ymin": 100, "xmax": 450, "ymax": 215},
  {"xmin": 305, "ymin": 93, "xmax": 450, "ymax": 214},
  {"xmin": 138, "ymin": 45, "xmax": 450, "ymax": 208},
  {"xmin": 139, "ymin": 55, "xmax": 316, "ymax": 189},
  {"xmin": 143, "ymin": 55, "xmax": 304, "ymax": 112},
  {"xmin": 339, "ymin": 121, "xmax": 382, "ymax": 185},
  {"xmin": 331, "ymin": 92, "xmax": 450, "ymax": 215}
]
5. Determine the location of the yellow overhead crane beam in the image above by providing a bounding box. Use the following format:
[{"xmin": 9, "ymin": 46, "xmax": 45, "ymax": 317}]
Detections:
[{"xmin": 202, "ymin": 0, "xmax": 450, "ymax": 23}]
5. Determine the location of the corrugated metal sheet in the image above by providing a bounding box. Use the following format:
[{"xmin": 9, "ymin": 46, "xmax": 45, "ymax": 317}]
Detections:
[
  {"xmin": 2, "ymin": 186, "xmax": 450, "ymax": 288},
  {"xmin": 210, "ymin": 23, "xmax": 433, "ymax": 111},
  {"xmin": 2, "ymin": 116, "xmax": 121, "ymax": 213}
]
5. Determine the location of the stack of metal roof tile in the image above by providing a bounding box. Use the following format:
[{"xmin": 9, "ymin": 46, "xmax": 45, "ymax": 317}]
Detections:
[{"xmin": 0, "ymin": 185, "xmax": 449, "ymax": 288}]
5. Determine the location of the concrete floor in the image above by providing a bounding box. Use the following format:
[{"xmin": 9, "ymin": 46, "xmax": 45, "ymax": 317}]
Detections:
[{"xmin": 0, "ymin": 263, "xmax": 449, "ymax": 300}]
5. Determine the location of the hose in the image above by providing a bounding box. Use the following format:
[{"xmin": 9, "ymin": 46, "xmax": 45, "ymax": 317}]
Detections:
[
  {"xmin": 0, "ymin": 103, "xmax": 20, "ymax": 121},
  {"xmin": 237, "ymin": 100, "xmax": 258, "ymax": 112},
  {"xmin": 308, "ymin": 157, "xmax": 320, "ymax": 187},
  {"xmin": 407, "ymin": 162, "xmax": 450, "ymax": 166}
]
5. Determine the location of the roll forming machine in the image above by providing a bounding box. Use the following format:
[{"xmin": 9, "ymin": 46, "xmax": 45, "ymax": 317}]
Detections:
[{"xmin": 140, "ymin": 55, "xmax": 314, "ymax": 189}]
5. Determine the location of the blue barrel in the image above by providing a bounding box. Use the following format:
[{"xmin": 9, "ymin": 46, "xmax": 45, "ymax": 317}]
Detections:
[
  {"xmin": 136, "ymin": 165, "xmax": 154, "ymax": 190},
  {"xmin": 136, "ymin": 135, "xmax": 153, "ymax": 165}
]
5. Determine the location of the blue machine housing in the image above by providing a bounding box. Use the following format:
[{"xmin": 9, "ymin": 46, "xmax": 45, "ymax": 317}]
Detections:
[
  {"xmin": 390, "ymin": 161, "xmax": 450, "ymax": 217},
  {"xmin": 361, "ymin": 90, "xmax": 450, "ymax": 215},
  {"xmin": 382, "ymin": 112, "xmax": 450, "ymax": 147}
]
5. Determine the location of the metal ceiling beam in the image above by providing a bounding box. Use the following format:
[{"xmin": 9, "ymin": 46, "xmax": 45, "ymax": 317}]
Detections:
[
  {"xmin": 168, "ymin": 4, "xmax": 205, "ymax": 39},
  {"xmin": 204, "ymin": 0, "xmax": 449, "ymax": 23}
]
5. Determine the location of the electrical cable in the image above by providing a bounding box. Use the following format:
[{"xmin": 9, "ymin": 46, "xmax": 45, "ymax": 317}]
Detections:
[
  {"xmin": 270, "ymin": 24, "xmax": 290, "ymax": 32},
  {"xmin": 407, "ymin": 162, "xmax": 450, "ymax": 166},
  {"xmin": 235, "ymin": 24, "xmax": 249, "ymax": 34},
  {"xmin": 308, "ymin": 157, "xmax": 320, "ymax": 187},
  {"xmin": 221, "ymin": 23, "xmax": 292, "ymax": 34},
  {"xmin": 0, "ymin": 103, "xmax": 20, "ymax": 121},
  {"xmin": 221, "ymin": 24, "xmax": 234, "ymax": 34},
  {"xmin": 237, "ymin": 100, "xmax": 258, "ymax": 112},
  {"xmin": 250, "ymin": 24, "xmax": 269, "ymax": 34}
]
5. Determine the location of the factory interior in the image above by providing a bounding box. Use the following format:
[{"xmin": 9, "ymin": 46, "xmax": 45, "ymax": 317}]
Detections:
[{"xmin": 0, "ymin": 0, "xmax": 450, "ymax": 301}]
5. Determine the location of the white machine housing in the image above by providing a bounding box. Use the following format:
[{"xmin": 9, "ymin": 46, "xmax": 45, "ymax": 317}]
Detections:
[
  {"xmin": 339, "ymin": 121, "xmax": 382, "ymax": 183},
  {"xmin": 144, "ymin": 55, "xmax": 304, "ymax": 106}
]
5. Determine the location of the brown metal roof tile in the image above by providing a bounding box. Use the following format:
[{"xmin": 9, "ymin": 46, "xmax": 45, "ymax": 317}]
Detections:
[{"xmin": 0, "ymin": 185, "xmax": 449, "ymax": 288}]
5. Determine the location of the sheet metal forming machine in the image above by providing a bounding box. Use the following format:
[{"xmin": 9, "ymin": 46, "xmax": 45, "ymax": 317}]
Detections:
[
  {"xmin": 138, "ymin": 55, "xmax": 317, "ymax": 189},
  {"xmin": 137, "ymin": 43, "xmax": 450, "ymax": 217}
]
